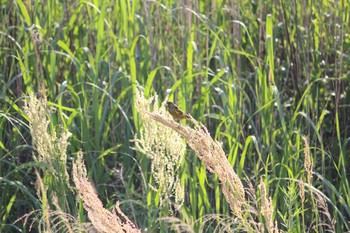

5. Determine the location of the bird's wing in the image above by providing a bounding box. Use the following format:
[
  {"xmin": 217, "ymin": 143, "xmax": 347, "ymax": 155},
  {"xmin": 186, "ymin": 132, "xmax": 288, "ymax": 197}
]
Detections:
[{"xmin": 174, "ymin": 108, "xmax": 185, "ymax": 115}]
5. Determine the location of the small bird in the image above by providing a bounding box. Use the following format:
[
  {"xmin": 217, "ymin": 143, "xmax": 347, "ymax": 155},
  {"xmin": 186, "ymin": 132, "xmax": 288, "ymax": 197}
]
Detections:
[{"xmin": 166, "ymin": 102, "xmax": 191, "ymax": 121}]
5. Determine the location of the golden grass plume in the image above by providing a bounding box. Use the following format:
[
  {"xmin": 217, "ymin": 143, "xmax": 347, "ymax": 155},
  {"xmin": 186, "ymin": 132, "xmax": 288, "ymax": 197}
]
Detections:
[
  {"xmin": 72, "ymin": 150, "xmax": 141, "ymax": 233},
  {"xmin": 135, "ymin": 90, "xmax": 245, "ymax": 216},
  {"xmin": 133, "ymin": 90, "xmax": 186, "ymax": 209}
]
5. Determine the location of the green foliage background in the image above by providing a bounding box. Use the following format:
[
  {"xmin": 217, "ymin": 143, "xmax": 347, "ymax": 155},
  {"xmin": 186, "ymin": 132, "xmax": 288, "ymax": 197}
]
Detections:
[{"xmin": 1, "ymin": 0, "xmax": 350, "ymax": 232}]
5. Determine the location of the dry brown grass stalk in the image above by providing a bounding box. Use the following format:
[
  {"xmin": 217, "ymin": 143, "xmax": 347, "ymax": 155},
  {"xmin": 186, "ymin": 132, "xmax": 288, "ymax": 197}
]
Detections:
[
  {"xmin": 147, "ymin": 111, "xmax": 245, "ymax": 217},
  {"xmin": 299, "ymin": 179, "xmax": 305, "ymax": 205},
  {"xmin": 135, "ymin": 91, "xmax": 279, "ymax": 232},
  {"xmin": 259, "ymin": 179, "xmax": 274, "ymax": 233},
  {"xmin": 72, "ymin": 150, "xmax": 141, "ymax": 233},
  {"xmin": 133, "ymin": 91, "xmax": 185, "ymax": 209},
  {"xmin": 23, "ymin": 93, "xmax": 71, "ymax": 184},
  {"xmin": 302, "ymin": 135, "xmax": 312, "ymax": 183},
  {"xmin": 313, "ymin": 190, "xmax": 336, "ymax": 232}
]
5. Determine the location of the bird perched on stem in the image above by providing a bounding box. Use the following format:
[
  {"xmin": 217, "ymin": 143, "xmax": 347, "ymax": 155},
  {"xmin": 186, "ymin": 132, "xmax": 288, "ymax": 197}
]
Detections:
[{"xmin": 166, "ymin": 102, "xmax": 191, "ymax": 121}]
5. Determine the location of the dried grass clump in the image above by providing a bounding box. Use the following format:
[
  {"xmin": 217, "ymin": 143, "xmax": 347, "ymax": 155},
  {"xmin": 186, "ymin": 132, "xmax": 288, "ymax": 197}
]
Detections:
[
  {"xmin": 135, "ymin": 93, "xmax": 279, "ymax": 232},
  {"xmin": 302, "ymin": 136, "xmax": 312, "ymax": 183},
  {"xmin": 72, "ymin": 150, "xmax": 140, "ymax": 233},
  {"xmin": 17, "ymin": 195, "xmax": 96, "ymax": 233},
  {"xmin": 138, "ymin": 92, "xmax": 245, "ymax": 217},
  {"xmin": 133, "ymin": 90, "xmax": 186, "ymax": 209},
  {"xmin": 23, "ymin": 93, "xmax": 71, "ymax": 180},
  {"xmin": 23, "ymin": 93, "xmax": 73, "ymax": 224},
  {"xmin": 299, "ymin": 179, "xmax": 305, "ymax": 205},
  {"xmin": 135, "ymin": 91, "xmax": 280, "ymax": 232},
  {"xmin": 313, "ymin": 190, "xmax": 336, "ymax": 232},
  {"xmin": 259, "ymin": 180, "xmax": 277, "ymax": 233}
]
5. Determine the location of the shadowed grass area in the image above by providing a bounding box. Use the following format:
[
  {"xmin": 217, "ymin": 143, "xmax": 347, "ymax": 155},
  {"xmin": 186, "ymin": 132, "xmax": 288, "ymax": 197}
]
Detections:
[{"xmin": 1, "ymin": 0, "xmax": 350, "ymax": 232}]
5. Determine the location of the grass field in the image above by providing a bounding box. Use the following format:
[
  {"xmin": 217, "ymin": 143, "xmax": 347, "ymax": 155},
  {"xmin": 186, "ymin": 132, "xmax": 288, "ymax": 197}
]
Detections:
[{"xmin": 1, "ymin": 0, "xmax": 350, "ymax": 232}]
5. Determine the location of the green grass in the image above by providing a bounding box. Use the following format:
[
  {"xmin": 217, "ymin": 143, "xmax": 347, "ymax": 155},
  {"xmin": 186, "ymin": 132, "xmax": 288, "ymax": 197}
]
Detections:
[{"xmin": 1, "ymin": 0, "xmax": 350, "ymax": 232}]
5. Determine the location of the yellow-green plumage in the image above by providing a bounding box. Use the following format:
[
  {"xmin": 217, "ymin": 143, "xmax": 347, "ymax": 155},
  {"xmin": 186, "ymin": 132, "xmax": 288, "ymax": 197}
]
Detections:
[{"xmin": 166, "ymin": 102, "xmax": 191, "ymax": 120}]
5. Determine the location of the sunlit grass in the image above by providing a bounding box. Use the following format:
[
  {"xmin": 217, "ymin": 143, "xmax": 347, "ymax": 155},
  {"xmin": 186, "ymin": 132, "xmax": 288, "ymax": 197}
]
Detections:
[{"xmin": 1, "ymin": 0, "xmax": 350, "ymax": 232}]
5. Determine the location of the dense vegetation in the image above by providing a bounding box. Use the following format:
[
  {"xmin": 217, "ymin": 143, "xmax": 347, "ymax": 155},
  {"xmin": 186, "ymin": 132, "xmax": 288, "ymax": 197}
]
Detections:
[{"xmin": 1, "ymin": 0, "xmax": 350, "ymax": 232}]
